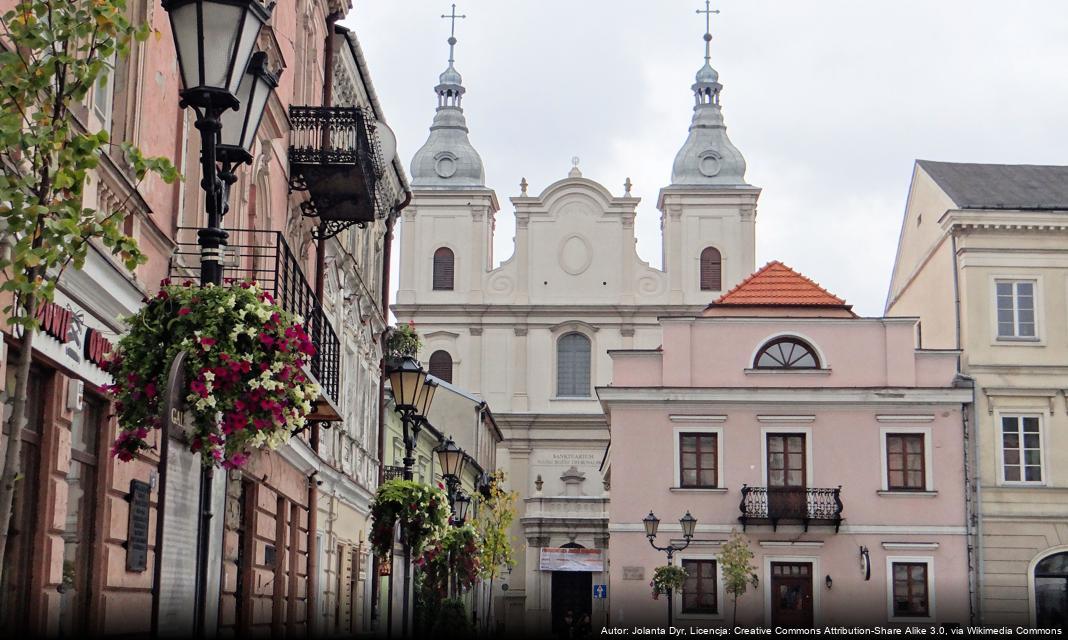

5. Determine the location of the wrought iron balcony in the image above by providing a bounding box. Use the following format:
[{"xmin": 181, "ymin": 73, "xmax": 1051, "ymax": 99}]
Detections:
[
  {"xmin": 738, "ymin": 486, "xmax": 843, "ymax": 532},
  {"xmin": 171, "ymin": 228, "xmax": 341, "ymax": 419},
  {"xmin": 383, "ymin": 466, "xmax": 406, "ymax": 481},
  {"xmin": 288, "ymin": 105, "xmax": 391, "ymax": 239}
]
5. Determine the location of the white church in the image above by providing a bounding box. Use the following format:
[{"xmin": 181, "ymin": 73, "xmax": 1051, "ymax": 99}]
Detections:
[{"xmin": 392, "ymin": 11, "xmax": 759, "ymax": 635}]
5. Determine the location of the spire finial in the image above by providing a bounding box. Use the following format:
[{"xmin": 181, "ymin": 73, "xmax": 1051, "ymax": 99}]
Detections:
[
  {"xmin": 696, "ymin": 1, "xmax": 719, "ymax": 64},
  {"xmin": 441, "ymin": 3, "xmax": 467, "ymax": 66}
]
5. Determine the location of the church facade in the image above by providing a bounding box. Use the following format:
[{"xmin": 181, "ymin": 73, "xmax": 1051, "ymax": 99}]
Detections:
[{"xmin": 392, "ymin": 20, "xmax": 758, "ymax": 635}]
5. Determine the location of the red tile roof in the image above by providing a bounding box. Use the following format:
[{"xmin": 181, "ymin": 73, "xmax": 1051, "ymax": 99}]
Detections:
[{"xmin": 712, "ymin": 261, "xmax": 850, "ymax": 307}]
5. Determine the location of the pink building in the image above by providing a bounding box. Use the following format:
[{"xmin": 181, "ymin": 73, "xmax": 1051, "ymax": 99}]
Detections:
[{"xmin": 600, "ymin": 262, "xmax": 974, "ymax": 627}]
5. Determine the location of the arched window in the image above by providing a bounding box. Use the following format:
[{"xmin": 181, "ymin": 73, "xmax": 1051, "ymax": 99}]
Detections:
[
  {"xmin": 700, "ymin": 247, "xmax": 722, "ymax": 291},
  {"xmin": 433, "ymin": 247, "xmax": 454, "ymax": 291},
  {"xmin": 1036, "ymin": 552, "xmax": 1068, "ymax": 626},
  {"xmin": 754, "ymin": 337, "xmax": 821, "ymax": 369},
  {"xmin": 557, "ymin": 333, "xmax": 592, "ymax": 398},
  {"xmin": 428, "ymin": 350, "xmax": 453, "ymax": 384}
]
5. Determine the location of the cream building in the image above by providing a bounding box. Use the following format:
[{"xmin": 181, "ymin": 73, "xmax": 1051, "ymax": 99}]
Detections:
[
  {"xmin": 885, "ymin": 160, "xmax": 1068, "ymax": 627},
  {"xmin": 392, "ymin": 19, "xmax": 759, "ymax": 635}
]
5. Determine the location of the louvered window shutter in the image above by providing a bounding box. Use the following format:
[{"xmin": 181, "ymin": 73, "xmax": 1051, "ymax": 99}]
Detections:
[
  {"xmin": 557, "ymin": 333, "xmax": 591, "ymax": 397},
  {"xmin": 433, "ymin": 248, "xmax": 454, "ymax": 290},
  {"xmin": 700, "ymin": 247, "xmax": 722, "ymax": 291},
  {"xmin": 428, "ymin": 350, "xmax": 453, "ymax": 383}
]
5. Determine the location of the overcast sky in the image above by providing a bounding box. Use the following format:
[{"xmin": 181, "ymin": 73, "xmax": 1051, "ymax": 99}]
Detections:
[{"xmin": 344, "ymin": 0, "xmax": 1068, "ymax": 317}]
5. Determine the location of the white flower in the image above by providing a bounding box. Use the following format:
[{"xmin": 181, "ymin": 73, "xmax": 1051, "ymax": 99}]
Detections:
[{"xmin": 202, "ymin": 371, "xmax": 215, "ymax": 381}]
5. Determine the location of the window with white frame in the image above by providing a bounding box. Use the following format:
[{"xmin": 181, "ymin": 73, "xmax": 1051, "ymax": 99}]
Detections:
[
  {"xmin": 92, "ymin": 53, "xmax": 117, "ymax": 131},
  {"xmin": 995, "ymin": 280, "xmax": 1037, "ymax": 339},
  {"xmin": 889, "ymin": 560, "xmax": 931, "ymax": 619},
  {"xmin": 679, "ymin": 433, "xmax": 719, "ymax": 488},
  {"xmin": 1001, "ymin": 415, "xmax": 1042, "ymax": 483},
  {"xmin": 681, "ymin": 559, "xmax": 718, "ymax": 614},
  {"xmin": 886, "ymin": 433, "xmax": 926, "ymax": 491}
]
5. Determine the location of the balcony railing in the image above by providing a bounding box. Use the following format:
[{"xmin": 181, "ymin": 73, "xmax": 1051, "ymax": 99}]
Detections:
[
  {"xmin": 383, "ymin": 466, "xmax": 406, "ymax": 482},
  {"xmin": 289, "ymin": 105, "xmax": 392, "ymax": 238},
  {"xmin": 738, "ymin": 486, "xmax": 843, "ymax": 532},
  {"xmin": 170, "ymin": 228, "xmax": 340, "ymax": 414}
]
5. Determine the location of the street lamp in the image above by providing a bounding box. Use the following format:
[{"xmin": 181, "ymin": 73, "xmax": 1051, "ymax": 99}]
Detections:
[
  {"xmin": 217, "ymin": 51, "xmax": 280, "ymax": 216},
  {"xmin": 160, "ymin": 2, "xmax": 273, "ymax": 637},
  {"xmin": 387, "ymin": 356, "xmax": 427, "ymax": 414},
  {"xmin": 645, "ymin": 510, "xmax": 698, "ymax": 627},
  {"xmin": 453, "ymin": 491, "xmax": 472, "ymax": 524}
]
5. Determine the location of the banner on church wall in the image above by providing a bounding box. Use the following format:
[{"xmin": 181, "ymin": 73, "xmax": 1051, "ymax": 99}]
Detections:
[{"xmin": 539, "ymin": 547, "xmax": 604, "ymax": 572}]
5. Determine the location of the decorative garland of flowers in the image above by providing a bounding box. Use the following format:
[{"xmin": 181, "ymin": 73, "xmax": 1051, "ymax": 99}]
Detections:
[
  {"xmin": 417, "ymin": 523, "xmax": 482, "ymax": 596},
  {"xmin": 370, "ymin": 479, "xmax": 451, "ymax": 558},
  {"xmin": 651, "ymin": 565, "xmax": 688, "ymax": 599},
  {"xmin": 104, "ymin": 279, "xmax": 319, "ymax": 469}
]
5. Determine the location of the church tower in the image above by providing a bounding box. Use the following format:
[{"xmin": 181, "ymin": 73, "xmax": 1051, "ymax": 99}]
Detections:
[
  {"xmin": 395, "ymin": 10, "xmax": 499, "ymax": 307},
  {"xmin": 658, "ymin": 2, "xmax": 759, "ymax": 304}
]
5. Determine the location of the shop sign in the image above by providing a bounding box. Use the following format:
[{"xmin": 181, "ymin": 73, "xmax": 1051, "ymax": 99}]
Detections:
[{"xmin": 539, "ymin": 547, "xmax": 604, "ymax": 572}]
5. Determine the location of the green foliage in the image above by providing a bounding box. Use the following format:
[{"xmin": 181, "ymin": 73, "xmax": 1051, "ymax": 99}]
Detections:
[
  {"xmin": 105, "ymin": 280, "xmax": 320, "ymax": 468},
  {"xmin": 474, "ymin": 470, "xmax": 519, "ymax": 582},
  {"xmin": 651, "ymin": 565, "xmax": 687, "ymax": 597},
  {"xmin": 386, "ymin": 321, "xmax": 421, "ymax": 358},
  {"xmin": 0, "ymin": 0, "xmax": 178, "ymax": 328},
  {"xmin": 370, "ymin": 479, "xmax": 451, "ymax": 558},
  {"xmin": 418, "ymin": 523, "xmax": 482, "ymax": 597},
  {"xmin": 719, "ymin": 530, "xmax": 759, "ymax": 619}
]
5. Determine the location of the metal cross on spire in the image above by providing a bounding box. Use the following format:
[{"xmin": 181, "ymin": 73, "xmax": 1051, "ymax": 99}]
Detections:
[
  {"xmin": 696, "ymin": 0, "xmax": 720, "ymax": 64},
  {"xmin": 441, "ymin": 3, "xmax": 467, "ymax": 65}
]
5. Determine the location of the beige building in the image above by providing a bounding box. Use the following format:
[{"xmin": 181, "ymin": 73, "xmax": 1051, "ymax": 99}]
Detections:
[{"xmin": 886, "ymin": 160, "xmax": 1068, "ymax": 626}]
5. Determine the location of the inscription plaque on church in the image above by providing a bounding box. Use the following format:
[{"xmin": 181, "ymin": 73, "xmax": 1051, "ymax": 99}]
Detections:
[
  {"xmin": 533, "ymin": 451, "xmax": 600, "ymax": 467},
  {"xmin": 126, "ymin": 480, "xmax": 151, "ymax": 572}
]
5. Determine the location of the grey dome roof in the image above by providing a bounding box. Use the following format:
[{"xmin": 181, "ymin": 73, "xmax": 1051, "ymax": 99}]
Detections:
[
  {"xmin": 410, "ymin": 105, "xmax": 485, "ymax": 187},
  {"xmin": 695, "ymin": 62, "xmax": 719, "ymax": 84},
  {"xmin": 439, "ymin": 63, "xmax": 462, "ymax": 86}
]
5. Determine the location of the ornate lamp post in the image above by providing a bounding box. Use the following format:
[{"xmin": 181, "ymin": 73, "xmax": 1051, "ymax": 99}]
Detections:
[
  {"xmin": 158, "ymin": 2, "xmax": 273, "ymax": 637},
  {"xmin": 385, "ymin": 356, "xmax": 438, "ymax": 637},
  {"xmin": 644, "ymin": 510, "xmax": 698, "ymax": 627},
  {"xmin": 436, "ymin": 438, "xmax": 469, "ymax": 598}
]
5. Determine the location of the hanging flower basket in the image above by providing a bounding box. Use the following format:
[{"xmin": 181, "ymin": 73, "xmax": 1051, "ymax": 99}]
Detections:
[
  {"xmin": 651, "ymin": 565, "xmax": 687, "ymax": 599},
  {"xmin": 104, "ymin": 279, "xmax": 319, "ymax": 469},
  {"xmin": 370, "ymin": 479, "xmax": 451, "ymax": 558},
  {"xmin": 417, "ymin": 523, "xmax": 483, "ymax": 596}
]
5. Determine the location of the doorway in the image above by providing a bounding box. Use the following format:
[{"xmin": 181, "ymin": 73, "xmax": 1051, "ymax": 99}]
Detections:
[
  {"xmin": 767, "ymin": 434, "xmax": 807, "ymax": 519},
  {"xmin": 551, "ymin": 571, "xmax": 592, "ymax": 638},
  {"xmin": 1035, "ymin": 552, "xmax": 1068, "ymax": 628},
  {"xmin": 770, "ymin": 561, "xmax": 813, "ymax": 627}
]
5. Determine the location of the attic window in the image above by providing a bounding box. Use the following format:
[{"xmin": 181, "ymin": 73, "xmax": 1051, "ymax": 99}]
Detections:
[{"xmin": 754, "ymin": 337, "xmax": 820, "ymax": 370}]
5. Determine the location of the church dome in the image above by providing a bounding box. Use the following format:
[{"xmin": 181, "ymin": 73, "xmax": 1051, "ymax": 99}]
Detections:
[
  {"xmin": 439, "ymin": 63, "xmax": 462, "ymax": 86},
  {"xmin": 695, "ymin": 61, "xmax": 719, "ymax": 84}
]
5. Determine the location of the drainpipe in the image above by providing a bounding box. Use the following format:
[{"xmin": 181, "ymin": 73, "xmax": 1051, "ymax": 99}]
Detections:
[
  {"xmin": 373, "ymin": 190, "xmax": 411, "ymax": 634},
  {"xmin": 308, "ymin": 11, "xmax": 343, "ymax": 637}
]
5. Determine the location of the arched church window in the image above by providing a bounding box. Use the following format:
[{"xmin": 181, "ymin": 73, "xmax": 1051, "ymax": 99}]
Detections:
[
  {"xmin": 433, "ymin": 247, "xmax": 454, "ymax": 290},
  {"xmin": 1035, "ymin": 552, "xmax": 1068, "ymax": 627},
  {"xmin": 754, "ymin": 337, "xmax": 820, "ymax": 370},
  {"xmin": 700, "ymin": 247, "xmax": 722, "ymax": 291},
  {"xmin": 428, "ymin": 350, "xmax": 453, "ymax": 384},
  {"xmin": 557, "ymin": 333, "xmax": 591, "ymax": 398}
]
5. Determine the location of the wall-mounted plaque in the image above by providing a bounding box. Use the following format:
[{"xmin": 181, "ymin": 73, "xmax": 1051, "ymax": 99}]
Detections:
[
  {"xmin": 622, "ymin": 566, "xmax": 645, "ymax": 581},
  {"xmin": 126, "ymin": 480, "xmax": 151, "ymax": 572}
]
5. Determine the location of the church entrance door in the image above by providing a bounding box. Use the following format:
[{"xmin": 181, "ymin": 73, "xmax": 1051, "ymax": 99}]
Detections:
[{"xmin": 550, "ymin": 570, "xmax": 592, "ymax": 638}]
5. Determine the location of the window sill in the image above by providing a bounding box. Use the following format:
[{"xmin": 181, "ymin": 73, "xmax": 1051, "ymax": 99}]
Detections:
[
  {"xmin": 670, "ymin": 487, "xmax": 728, "ymax": 494},
  {"xmin": 744, "ymin": 368, "xmax": 832, "ymax": 375},
  {"xmin": 550, "ymin": 396, "xmax": 595, "ymax": 402},
  {"xmin": 993, "ymin": 337, "xmax": 1043, "ymax": 346},
  {"xmin": 876, "ymin": 490, "xmax": 938, "ymax": 498}
]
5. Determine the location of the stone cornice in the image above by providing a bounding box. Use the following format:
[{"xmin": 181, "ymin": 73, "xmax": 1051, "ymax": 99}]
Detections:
[{"xmin": 596, "ymin": 386, "xmax": 973, "ymax": 406}]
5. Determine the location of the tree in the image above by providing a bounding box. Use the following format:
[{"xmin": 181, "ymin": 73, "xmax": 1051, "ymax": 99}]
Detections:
[
  {"xmin": 719, "ymin": 530, "xmax": 759, "ymax": 624},
  {"xmin": 0, "ymin": 0, "xmax": 177, "ymax": 570},
  {"xmin": 474, "ymin": 470, "xmax": 519, "ymax": 634}
]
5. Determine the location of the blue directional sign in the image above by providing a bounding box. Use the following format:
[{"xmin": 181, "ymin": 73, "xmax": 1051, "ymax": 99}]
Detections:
[{"xmin": 593, "ymin": 584, "xmax": 607, "ymax": 599}]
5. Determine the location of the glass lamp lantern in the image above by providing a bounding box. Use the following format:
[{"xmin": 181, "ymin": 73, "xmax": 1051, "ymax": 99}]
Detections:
[
  {"xmin": 680, "ymin": 511, "xmax": 698, "ymax": 539},
  {"xmin": 218, "ymin": 51, "xmax": 279, "ymax": 164},
  {"xmin": 643, "ymin": 511, "xmax": 660, "ymax": 539},
  {"xmin": 162, "ymin": 0, "xmax": 272, "ymax": 110},
  {"xmin": 454, "ymin": 491, "xmax": 472, "ymax": 523},
  {"xmin": 436, "ymin": 438, "xmax": 466, "ymax": 480},
  {"xmin": 387, "ymin": 356, "xmax": 427, "ymax": 412},
  {"xmin": 415, "ymin": 380, "xmax": 438, "ymax": 420}
]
